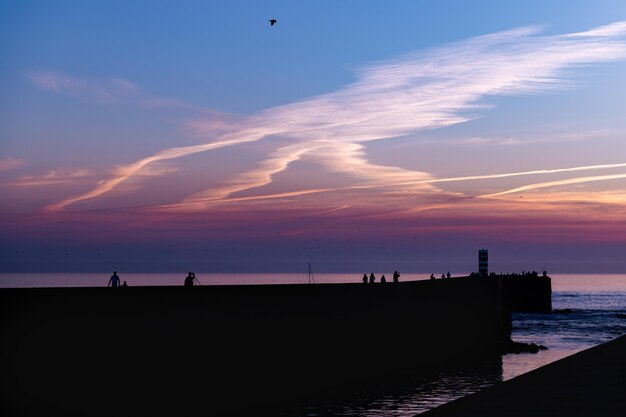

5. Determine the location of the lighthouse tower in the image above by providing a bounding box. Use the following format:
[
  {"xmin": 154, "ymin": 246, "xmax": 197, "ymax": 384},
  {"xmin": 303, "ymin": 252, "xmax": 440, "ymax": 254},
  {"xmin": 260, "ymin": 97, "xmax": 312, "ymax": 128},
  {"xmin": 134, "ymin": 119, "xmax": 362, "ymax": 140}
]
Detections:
[{"xmin": 478, "ymin": 249, "xmax": 488, "ymax": 277}]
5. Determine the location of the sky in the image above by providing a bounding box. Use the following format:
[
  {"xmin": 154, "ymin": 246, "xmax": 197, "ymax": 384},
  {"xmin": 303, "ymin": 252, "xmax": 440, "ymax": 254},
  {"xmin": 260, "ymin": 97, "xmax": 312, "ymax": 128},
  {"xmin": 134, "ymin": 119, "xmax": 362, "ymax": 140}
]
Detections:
[{"xmin": 1, "ymin": 0, "xmax": 626, "ymax": 273}]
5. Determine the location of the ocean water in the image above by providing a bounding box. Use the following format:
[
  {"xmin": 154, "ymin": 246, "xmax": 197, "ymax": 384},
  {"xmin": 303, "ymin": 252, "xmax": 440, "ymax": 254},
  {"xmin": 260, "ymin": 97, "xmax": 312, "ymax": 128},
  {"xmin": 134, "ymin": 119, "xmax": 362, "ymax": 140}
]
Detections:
[{"xmin": 1, "ymin": 273, "xmax": 625, "ymax": 415}]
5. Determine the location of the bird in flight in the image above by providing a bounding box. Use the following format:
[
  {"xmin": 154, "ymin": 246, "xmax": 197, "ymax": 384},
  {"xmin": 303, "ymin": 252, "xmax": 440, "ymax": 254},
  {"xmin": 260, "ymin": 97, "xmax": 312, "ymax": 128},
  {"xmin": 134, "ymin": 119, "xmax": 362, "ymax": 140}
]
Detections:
[{"xmin": 269, "ymin": 19, "xmax": 277, "ymax": 26}]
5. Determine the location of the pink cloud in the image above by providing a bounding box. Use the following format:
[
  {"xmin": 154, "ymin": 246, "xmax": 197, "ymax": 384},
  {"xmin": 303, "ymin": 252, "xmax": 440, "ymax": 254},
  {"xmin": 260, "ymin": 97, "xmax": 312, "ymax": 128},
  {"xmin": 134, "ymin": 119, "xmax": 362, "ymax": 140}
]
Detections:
[
  {"xmin": 0, "ymin": 158, "xmax": 24, "ymax": 172},
  {"xmin": 6, "ymin": 169, "xmax": 92, "ymax": 187}
]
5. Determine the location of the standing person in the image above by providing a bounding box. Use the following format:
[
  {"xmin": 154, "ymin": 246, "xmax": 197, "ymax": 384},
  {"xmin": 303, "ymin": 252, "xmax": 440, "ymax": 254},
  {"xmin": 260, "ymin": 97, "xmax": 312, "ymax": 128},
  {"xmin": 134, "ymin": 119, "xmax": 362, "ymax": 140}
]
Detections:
[
  {"xmin": 446, "ymin": 271, "xmax": 451, "ymax": 279},
  {"xmin": 362, "ymin": 274, "xmax": 368, "ymax": 283},
  {"xmin": 369, "ymin": 273, "xmax": 376, "ymax": 284},
  {"xmin": 108, "ymin": 271, "xmax": 120, "ymax": 287},
  {"xmin": 393, "ymin": 270, "xmax": 400, "ymax": 283},
  {"xmin": 184, "ymin": 272, "xmax": 194, "ymax": 287},
  {"xmin": 380, "ymin": 274, "xmax": 387, "ymax": 283}
]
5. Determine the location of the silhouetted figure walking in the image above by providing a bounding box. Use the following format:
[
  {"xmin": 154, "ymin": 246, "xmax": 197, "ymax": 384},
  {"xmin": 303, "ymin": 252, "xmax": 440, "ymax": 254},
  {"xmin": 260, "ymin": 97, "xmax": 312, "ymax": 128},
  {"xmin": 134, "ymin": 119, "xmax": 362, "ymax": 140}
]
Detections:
[
  {"xmin": 441, "ymin": 273, "xmax": 445, "ymax": 279},
  {"xmin": 108, "ymin": 271, "xmax": 120, "ymax": 288},
  {"xmin": 369, "ymin": 273, "xmax": 375, "ymax": 283},
  {"xmin": 380, "ymin": 274, "xmax": 386, "ymax": 283},
  {"xmin": 362, "ymin": 274, "xmax": 368, "ymax": 283},
  {"xmin": 446, "ymin": 271, "xmax": 451, "ymax": 279},
  {"xmin": 393, "ymin": 270, "xmax": 400, "ymax": 283},
  {"xmin": 184, "ymin": 272, "xmax": 195, "ymax": 287},
  {"xmin": 430, "ymin": 273, "xmax": 435, "ymax": 280}
]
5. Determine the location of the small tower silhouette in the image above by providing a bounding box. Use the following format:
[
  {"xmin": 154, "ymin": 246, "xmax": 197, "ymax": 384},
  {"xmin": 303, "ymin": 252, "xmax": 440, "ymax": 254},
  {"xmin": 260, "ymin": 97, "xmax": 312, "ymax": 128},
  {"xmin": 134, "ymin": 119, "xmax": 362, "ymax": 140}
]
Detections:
[{"xmin": 479, "ymin": 249, "xmax": 488, "ymax": 278}]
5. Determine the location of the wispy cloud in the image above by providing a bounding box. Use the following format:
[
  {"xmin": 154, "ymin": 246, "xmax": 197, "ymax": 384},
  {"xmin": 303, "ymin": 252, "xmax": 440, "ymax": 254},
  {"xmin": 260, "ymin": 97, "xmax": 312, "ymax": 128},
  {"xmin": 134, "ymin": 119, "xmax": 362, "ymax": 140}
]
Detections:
[
  {"xmin": 178, "ymin": 142, "xmax": 318, "ymax": 209},
  {"xmin": 43, "ymin": 132, "xmax": 266, "ymax": 211},
  {"xmin": 0, "ymin": 158, "xmax": 24, "ymax": 172},
  {"xmin": 26, "ymin": 71, "xmax": 207, "ymax": 112},
  {"xmin": 493, "ymin": 190, "xmax": 626, "ymax": 208},
  {"xmin": 425, "ymin": 128, "xmax": 619, "ymax": 147},
  {"xmin": 419, "ymin": 162, "xmax": 626, "ymax": 186},
  {"xmin": 25, "ymin": 71, "xmax": 139, "ymax": 103},
  {"xmin": 6, "ymin": 169, "xmax": 92, "ymax": 187},
  {"xmin": 480, "ymin": 172, "xmax": 626, "ymax": 197},
  {"xmin": 44, "ymin": 21, "xmax": 626, "ymax": 211}
]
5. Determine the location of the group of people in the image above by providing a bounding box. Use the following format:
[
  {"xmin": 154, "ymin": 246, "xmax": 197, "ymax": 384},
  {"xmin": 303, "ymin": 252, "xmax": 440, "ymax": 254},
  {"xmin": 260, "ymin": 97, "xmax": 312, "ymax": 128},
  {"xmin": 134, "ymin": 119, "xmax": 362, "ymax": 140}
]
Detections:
[
  {"xmin": 107, "ymin": 271, "xmax": 200, "ymax": 287},
  {"xmin": 470, "ymin": 270, "xmax": 548, "ymax": 278},
  {"xmin": 430, "ymin": 272, "xmax": 452, "ymax": 280},
  {"xmin": 108, "ymin": 268, "xmax": 549, "ymax": 287},
  {"xmin": 362, "ymin": 270, "xmax": 400, "ymax": 284}
]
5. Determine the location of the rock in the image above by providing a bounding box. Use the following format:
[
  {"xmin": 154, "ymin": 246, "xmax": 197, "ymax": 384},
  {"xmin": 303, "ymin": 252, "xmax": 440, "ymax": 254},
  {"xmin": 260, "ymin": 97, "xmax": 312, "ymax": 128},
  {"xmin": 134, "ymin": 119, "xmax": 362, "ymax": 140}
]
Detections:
[{"xmin": 501, "ymin": 340, "xmax": 548, "ymax": 354}]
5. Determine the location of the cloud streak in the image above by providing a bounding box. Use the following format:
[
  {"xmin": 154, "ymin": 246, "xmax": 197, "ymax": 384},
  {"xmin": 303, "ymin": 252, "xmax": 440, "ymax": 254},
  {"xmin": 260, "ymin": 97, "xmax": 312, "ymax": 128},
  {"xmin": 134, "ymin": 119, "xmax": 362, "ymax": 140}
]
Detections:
[
  {"xmin": 480, "ymin": 173, "xmax": 626, "ymax": 197},
  {"xmin": 6, "ymin": 169, "xmax": 92, "ymax": 187},
  {"xmin": 42, "ymin": 21, "xmax": 626, "ymax": 211},
  {"xmin": 421, "ymin": 128, "xmax": 619, "ymax": 147},
  {"xmin": 25, "ymin": 70, "xmax": 212, "ymax": 112},
  {"xmin": 419, "ymin": 162, "xmax": 626, "ymax": 186},
  {"xmin": 26, "ymin": 71, "xmax": 139, "ymax": 103},
  {"xmin": 0, "ymin": 158, "xmax": 24, "ymax": 172}
]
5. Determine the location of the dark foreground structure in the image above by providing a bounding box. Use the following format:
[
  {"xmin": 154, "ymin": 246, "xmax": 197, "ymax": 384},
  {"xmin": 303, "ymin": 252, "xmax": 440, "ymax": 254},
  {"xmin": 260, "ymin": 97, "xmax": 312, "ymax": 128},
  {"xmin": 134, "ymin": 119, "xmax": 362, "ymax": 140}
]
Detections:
[
  {"xmin": 0, "ymin": 276, "xmax": 541, "ymax": 416},
  {"xmin": 500, "ymin": 274, "xmax": 552, "ymax": 313},
  {"xmin": 423, "ymin": 334, "xmax": 626, "ymax": 417}
]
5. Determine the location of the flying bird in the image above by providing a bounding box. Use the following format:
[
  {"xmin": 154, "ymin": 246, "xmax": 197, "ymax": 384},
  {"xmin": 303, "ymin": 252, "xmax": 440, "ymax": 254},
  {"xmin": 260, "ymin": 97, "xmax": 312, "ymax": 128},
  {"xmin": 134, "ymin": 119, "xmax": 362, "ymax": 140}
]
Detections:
[{"xmin": 269, "ymin": 19, "xmax": 277, "ymax": 26}]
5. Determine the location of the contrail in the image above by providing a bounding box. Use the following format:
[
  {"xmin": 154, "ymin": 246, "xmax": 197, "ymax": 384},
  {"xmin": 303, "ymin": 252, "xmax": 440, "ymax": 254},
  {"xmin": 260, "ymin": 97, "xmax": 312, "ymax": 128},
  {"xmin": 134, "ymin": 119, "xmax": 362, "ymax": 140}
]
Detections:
[
  {"xmin": 480, "ymin": 173, "xmax": 626, "ymax": 197},
  {"xmin": 162, "ymin": 162, "xmax": 626, "ymax": 209},
  {"xmin": 419, "ymin": 162, "xmax": 626, "ymax": 185}
]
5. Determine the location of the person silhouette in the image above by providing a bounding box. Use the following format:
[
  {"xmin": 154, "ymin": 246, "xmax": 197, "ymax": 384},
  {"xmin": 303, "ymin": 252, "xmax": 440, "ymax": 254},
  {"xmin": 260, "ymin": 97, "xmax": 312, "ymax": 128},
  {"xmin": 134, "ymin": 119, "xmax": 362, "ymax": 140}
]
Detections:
[
  {"xmin": 369, "ymin": 273, "xmax": 375, "ymax": 283},
  {"xmin": 393, "ymin": 270, "xmax": 400, "ymax": 283},
  {"xmin": 362, "ymin": 273, "xmax": 368, "ymax": 283},
  {"xmin": 430, "ymin": 273, "xmax": 435, "ymax": 280},
  {"xmin": 122, "ymin": 281, "xmax": 128, "ymax": 287},
  {"xmin": 446, "ymin": 272, "xmax": 451, "ymax": 279},
  {"xmin": 380, "ymin": 274, "xmax": 386, "ymax": 283},
  {"xmin": 441, "ymin": 273, "xmax": 445, "ymax": 279},
  {"xmin": 108, "ymin": 271, "xmax": 120, "ymax": 288},
  {"xmin": 184, "ymin": 272, "xmax": 194, "ymax": 287}
]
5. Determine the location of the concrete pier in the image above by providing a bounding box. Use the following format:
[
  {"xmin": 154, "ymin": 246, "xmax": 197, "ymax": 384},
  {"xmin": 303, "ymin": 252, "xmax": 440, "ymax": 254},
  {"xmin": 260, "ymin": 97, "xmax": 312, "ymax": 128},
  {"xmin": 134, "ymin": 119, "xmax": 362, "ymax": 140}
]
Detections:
[
  {"xmin": 1, "ymin": 278, "xmax": 510, "ymax": 416},
  {"xmin": 422, "ymin": 334, "xmax": 626, "ymax": 417},
  {"xmin": 501, "ymin": 274, "xmax": 552, "ymax": 313}
]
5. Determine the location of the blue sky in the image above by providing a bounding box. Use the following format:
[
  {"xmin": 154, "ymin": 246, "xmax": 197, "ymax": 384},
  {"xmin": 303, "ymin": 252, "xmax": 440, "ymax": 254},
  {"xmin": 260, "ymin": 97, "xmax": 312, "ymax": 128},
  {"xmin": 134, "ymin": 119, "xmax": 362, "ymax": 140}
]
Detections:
[{"xmin": 3, "ymin": 0, "xmax": 626, "ymax": 110}]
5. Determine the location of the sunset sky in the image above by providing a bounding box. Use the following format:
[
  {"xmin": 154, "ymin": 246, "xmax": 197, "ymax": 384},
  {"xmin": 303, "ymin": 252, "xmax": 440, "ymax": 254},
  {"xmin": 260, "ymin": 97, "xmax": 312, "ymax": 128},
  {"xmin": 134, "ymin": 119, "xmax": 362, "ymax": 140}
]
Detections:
[{"xmin": 2, "ymin": 1, "xmax": 626, "ymax": 273}]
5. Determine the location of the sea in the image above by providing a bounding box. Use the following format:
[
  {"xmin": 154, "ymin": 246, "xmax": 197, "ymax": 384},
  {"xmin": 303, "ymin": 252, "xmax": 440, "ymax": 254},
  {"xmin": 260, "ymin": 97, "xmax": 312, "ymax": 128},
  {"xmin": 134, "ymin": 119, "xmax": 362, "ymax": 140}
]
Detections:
[{"xmin": 1, "ymin": 273, "xmax": 625, "ymax": 416}]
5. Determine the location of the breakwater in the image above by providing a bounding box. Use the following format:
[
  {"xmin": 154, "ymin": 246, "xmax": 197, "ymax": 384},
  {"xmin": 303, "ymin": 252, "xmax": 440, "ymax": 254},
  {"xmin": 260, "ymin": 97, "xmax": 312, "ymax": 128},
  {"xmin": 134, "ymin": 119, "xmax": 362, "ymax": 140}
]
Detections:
[
  {"xmin": 1, "ymin": 277, "xmax": 522, "ymax": 416},
  {"xmin": 501, "ymin": 274, "xmax": 552, "ymax": 313}
]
